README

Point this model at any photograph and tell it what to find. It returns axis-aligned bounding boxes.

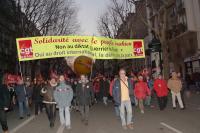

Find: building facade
[0,0,19,74]
[0,0,41,79]
[146,0,200,77]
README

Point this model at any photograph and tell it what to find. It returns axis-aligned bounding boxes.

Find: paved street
[1,0,200,133]
[1,93,200,133]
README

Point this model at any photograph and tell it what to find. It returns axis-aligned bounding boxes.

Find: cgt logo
[18,40,33,58]
[133,41,143,56]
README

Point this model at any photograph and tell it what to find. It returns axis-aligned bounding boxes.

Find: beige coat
[167,78,182,93]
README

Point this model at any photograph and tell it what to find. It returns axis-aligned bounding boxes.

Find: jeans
[0,109,8,131]
[58,106,70,126]
[157,96,168,110]
[145,96,151,106]
[45,104,56,125]
[114,105,120,117]
[18,100,30,117]
[138,99,144,111]
[171,91,184,108]
[134,97,138,106]
[79,105,89,121]
[119,100,133,126]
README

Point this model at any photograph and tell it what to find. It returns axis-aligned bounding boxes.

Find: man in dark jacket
[0,77,10,133]
[112,68,134,130]
[76,75,94,125]
[15,79,30,119]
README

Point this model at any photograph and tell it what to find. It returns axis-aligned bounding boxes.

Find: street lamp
[148,35,162,75]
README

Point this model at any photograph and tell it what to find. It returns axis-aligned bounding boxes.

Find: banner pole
[19,62,23,79]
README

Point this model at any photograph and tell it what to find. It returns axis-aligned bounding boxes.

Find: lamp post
[148,35,162,76]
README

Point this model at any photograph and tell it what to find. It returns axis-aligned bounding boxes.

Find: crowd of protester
[0,68,195,133]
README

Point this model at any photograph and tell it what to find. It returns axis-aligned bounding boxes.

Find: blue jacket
[15,84,27,102]
[147,79,154,90]
[54,82,73,108]
[112,78,135,106]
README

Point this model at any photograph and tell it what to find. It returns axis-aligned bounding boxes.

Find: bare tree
[127,0,170,78]
[98,0,171,78]
[46,0,80,35]
[19,0,80,36]
[97,0,135,75]
[17,0,80,79]
[98,0,134,38]
[98,12,113,38]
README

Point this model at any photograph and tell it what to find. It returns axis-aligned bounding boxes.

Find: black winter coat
[100,80,110,97]
[32,84,44,102]
[0,84,10,110]
[76,81,94,106]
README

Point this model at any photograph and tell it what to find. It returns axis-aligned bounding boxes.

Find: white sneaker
[104,102,108,106]
[141,110,144,114]
[66,125,71,130]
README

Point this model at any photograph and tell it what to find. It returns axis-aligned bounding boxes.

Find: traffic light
[148,38,161,52]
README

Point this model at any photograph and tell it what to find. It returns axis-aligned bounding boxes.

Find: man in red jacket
[154,74,169,111]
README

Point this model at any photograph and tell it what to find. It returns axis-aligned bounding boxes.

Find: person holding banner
[15,79,30,119]
[0,75,10,133]
[112,68,134,130]
[54,75,73,129]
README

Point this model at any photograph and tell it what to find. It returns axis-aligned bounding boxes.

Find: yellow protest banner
[16,36,145,61]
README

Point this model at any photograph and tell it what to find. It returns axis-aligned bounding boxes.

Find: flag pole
[19,62,23,80]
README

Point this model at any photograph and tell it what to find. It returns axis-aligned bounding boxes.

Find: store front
[184,55,200,74]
